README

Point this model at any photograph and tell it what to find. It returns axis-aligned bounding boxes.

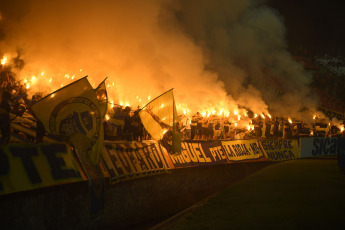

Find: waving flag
[30,76,104,165]
[139,89,181,155]
[94,78,108,118]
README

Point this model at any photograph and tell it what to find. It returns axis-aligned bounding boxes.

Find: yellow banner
[259,139,300,161]
[101,140,173,184]
[221,140,264,162]
[0,143,84,195]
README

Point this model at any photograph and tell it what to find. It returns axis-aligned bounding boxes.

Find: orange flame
[1,56,7,65]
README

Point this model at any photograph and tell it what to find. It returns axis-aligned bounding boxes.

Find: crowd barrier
[1,137,345,196]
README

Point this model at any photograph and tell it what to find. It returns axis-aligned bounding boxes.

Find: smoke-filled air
[0,0,320,121]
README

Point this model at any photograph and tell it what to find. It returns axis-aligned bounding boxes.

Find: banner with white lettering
[101,140,173,184]
[221,140,264,162]
[300,137,337,158]
[259,139,299,161]
[0,143,84,195]
[169,141,228,168]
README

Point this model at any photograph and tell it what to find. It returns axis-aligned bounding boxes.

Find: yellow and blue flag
[30,76,104,165]
[139,89,181,155]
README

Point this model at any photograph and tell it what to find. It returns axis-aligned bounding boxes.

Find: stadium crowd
[1,53,345,145]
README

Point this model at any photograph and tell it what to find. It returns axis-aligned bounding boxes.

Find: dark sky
[267,0,345,50]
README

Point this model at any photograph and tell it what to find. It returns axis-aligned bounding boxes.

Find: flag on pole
[94,78,108,118]
[30,76,103,165]
[139,89,181,155]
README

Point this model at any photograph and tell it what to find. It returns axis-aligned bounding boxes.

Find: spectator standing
[191,113,200,140]
[131,109,141,141]
[122,106,132,141]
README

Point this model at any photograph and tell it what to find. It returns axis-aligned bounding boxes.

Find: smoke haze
[0,0,318,119]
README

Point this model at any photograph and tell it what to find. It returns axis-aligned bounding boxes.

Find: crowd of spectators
[103,105,147,141]
[97,107,345,142]
[1,64,46,144]
[1,52,345,144]
[175,113,345,141]
[315,55,345,78]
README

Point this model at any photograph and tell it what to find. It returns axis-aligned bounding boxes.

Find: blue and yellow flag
[139,89,181,155]
[30,76,103,165]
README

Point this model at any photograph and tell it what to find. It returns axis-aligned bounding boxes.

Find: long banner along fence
[170,140,228,168]
[100,140,173,184]
[300,137,339,158]
[259,139,300,161]
[2,137,345,196]
[221,140,265,162]
[0,143,84,195]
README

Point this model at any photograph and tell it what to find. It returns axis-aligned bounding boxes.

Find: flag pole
[107,102,123,107]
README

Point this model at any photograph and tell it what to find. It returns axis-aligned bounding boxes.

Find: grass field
[159,159,345,229]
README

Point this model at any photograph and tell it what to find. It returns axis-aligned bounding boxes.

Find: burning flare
[1,56,7,65]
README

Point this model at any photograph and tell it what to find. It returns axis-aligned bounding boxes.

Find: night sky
[268,0,345,51]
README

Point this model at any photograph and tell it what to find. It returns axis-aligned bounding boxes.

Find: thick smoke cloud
[173,0,318,119]
[0,0,318,119]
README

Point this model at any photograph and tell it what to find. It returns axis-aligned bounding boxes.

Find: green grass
[167,159,345,230]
